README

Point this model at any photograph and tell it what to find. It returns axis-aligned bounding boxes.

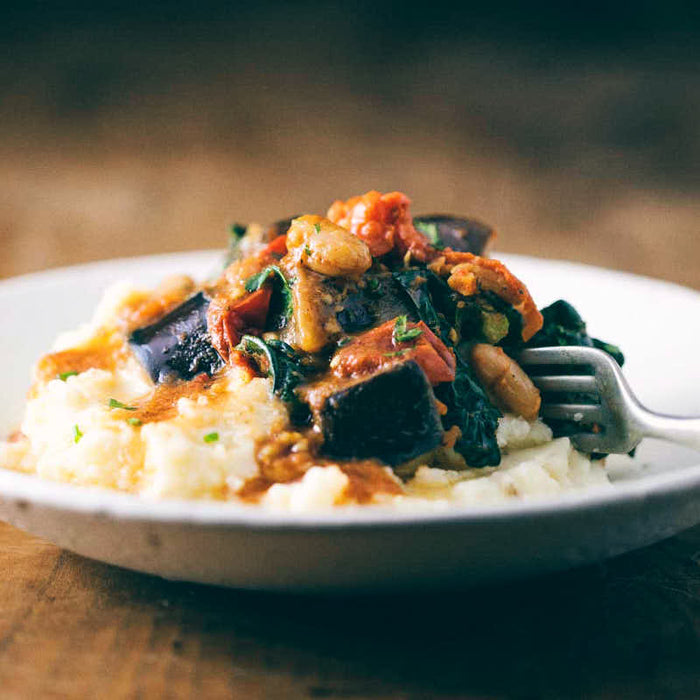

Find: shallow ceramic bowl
[1,252,699,591]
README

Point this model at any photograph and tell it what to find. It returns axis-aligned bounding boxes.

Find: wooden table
[1,13,699,698]
[0,522,698,698]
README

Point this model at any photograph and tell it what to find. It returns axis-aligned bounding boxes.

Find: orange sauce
[339,462,403,504]
[33,330,126,387]
[238,430,403,504]
[127,375,219,424]
[117,276,196,332]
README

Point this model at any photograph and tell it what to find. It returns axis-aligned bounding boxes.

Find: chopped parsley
[73,425,84,444]
[337,337,352,347]
[313,222,321,233]
[58,371,78,382]
[414,221,444,249]
[392,315,423,344]
[108,398,137,411]
[203,432,220,444]
[127,417,142,427]
[366,277,381,294]
[304,244,312,257]
[244,265,293,319]
[229,223,247,240]
[383,349,410,358]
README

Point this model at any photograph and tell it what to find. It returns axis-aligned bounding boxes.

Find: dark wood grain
[0,521,698,699]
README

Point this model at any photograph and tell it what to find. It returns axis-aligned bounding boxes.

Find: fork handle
[638,411,700,451]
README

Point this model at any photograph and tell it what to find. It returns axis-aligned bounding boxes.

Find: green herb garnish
[229,223,247,240]
[203,432,219,444]
[337,337,352,347]
[383,349,410,358]
[304,245,312,257]
[73,425,84,444]
[244,265,293,320]
[109,398,137,411]
[127,417,142,427]
[392,315,423,343]
[415,221,444,249]
[313,222,321,233]
[236,335,312,423]
[366,277,381,293]
[58,371,78,381]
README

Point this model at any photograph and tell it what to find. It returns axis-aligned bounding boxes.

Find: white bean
[287,215,372,277]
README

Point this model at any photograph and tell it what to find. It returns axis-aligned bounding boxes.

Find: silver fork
[518,346,700,454]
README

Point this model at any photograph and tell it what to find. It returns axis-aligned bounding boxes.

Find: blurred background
[2,0,699,287]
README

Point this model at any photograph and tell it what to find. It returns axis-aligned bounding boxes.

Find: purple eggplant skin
[332,272,418,334]
[414,215,495,255]
[320,361,444,466]
[129,292,224,383]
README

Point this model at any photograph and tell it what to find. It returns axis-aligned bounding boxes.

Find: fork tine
[569,432,608,453]
[519,347,601,366]
[530,375,598,394]
[540,404,605,423]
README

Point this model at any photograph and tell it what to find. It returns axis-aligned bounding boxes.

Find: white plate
[1,252,699,591]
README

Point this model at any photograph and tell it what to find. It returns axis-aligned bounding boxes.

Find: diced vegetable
[413,215,495,255]
[129,292,224,383]
[335,273,417,334]
[331,319,456,385]
[244,265,293,323]
[207,287,272,361]
[320,361,444,465]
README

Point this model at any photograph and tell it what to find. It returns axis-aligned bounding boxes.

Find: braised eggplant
[332,273,418,334]
[414,215,494,255]
[130,292,224,383]
[319,361,443,465]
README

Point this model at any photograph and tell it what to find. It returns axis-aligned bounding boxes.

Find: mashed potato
[0,282,611,511]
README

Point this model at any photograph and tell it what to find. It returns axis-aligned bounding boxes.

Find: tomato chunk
[327,190,436,262]
[330,319,455,385]
[207,287,272,361]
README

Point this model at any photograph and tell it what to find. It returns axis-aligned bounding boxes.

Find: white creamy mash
[0,281,611,511]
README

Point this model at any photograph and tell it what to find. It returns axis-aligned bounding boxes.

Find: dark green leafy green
[244,265,293,326]
[223,223,248,267]
[236,335,312,423]
[525,299,626,456]
[229,223,247,241]
[436,355,502,468]
[526,300,624,366]
[392,268,450,341]
[394,267,505,467]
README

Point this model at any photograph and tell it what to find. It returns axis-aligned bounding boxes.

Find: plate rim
[2,250,700,531]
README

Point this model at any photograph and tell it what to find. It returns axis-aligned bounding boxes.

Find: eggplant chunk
[320,361,443,465]
[130,292,224,383]
[333,273,417,333]
[414,215,495,255]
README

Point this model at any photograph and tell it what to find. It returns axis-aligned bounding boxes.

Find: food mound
[0,190,624,510]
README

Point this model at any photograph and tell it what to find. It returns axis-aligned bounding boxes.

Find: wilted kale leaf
[526,300,624,366]
[236,335,311,423]
[436,355,502,468]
